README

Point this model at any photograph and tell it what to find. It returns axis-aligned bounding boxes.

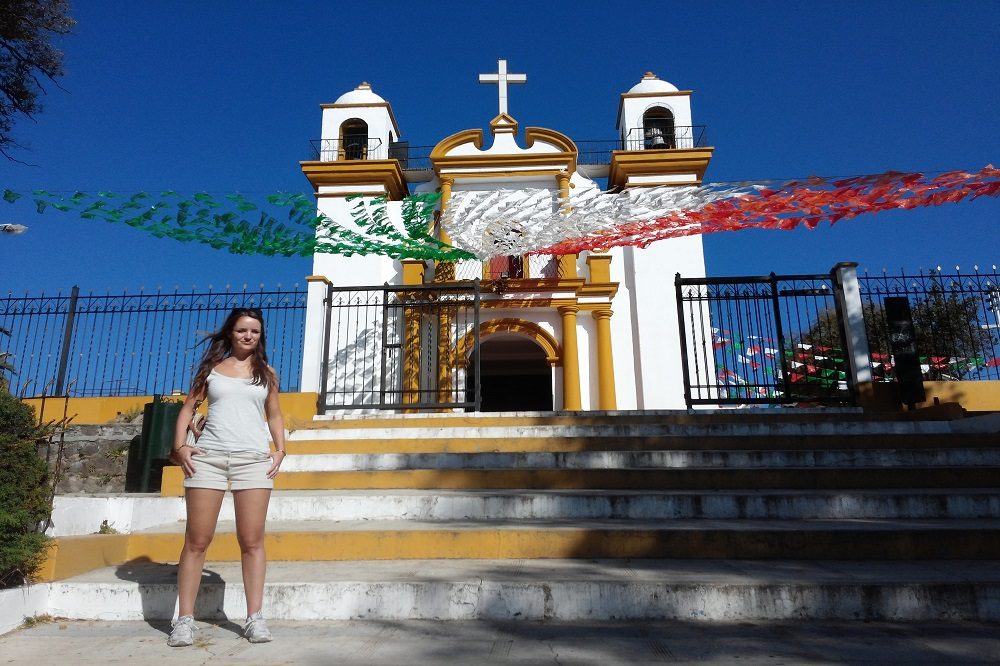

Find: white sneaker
[167,615,195,647]
[243,611,273,643]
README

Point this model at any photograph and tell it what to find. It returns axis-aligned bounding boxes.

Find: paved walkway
[2,618,999,664]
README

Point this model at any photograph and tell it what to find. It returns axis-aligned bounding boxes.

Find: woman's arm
[264,368,286,479]
[170,388,206,478]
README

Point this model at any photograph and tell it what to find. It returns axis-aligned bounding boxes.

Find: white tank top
[195,369,271,453]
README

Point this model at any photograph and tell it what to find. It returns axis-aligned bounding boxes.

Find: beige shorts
[183,449,274,491]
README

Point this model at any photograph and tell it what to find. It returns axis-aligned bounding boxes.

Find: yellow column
[434,176,456,282]
[436,306,454,406]
[556,171,577,278]
[558,305,582,410]
[592,307,617,410]
[401,260,425,408]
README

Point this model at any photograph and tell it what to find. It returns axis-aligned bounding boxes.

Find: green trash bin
[134,395,183,493]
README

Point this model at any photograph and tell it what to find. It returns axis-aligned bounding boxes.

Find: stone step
[300,408,876,430]
[160,464,1000,495]
[284,433,996,454]
[45,559,1000,621]
[46,518,1000,564]
[49,489,1000,536]
[288,421,957,441]
[279,448,1000,472]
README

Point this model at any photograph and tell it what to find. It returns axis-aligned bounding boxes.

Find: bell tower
[609,72,713,188]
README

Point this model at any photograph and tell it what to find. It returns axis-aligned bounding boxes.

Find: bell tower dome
[317,82,400,162]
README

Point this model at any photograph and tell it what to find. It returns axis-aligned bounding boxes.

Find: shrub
[0,393,52,587]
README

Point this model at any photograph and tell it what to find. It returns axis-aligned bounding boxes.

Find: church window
[642,107,675,149]
[340,119,369,160]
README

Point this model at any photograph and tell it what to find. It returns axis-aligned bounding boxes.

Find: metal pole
[769,273,793,402]
[317,283,333,415]
[54,285,79,396]
[473,279,482,412]
[674,273,694,408]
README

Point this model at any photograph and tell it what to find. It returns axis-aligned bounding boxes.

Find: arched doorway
[471,335,553,412]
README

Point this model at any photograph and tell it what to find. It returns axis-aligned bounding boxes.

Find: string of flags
[1,189,474,261]
[711,328,1000,390]
[3,166,999,261]
[539,165,1000,256]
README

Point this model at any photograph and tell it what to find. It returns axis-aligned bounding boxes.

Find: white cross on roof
[478,59,527,116]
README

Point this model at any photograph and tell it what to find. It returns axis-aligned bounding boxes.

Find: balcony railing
[310,126,708,170]
[309,138,385,162]
[453,255,561,281]
[576,126,709,165]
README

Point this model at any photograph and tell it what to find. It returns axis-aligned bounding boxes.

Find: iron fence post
[768,273,793,401]
[674,273,694,408]
[473,279,482,412]
[317,283,333,415]
[54,285,79,396]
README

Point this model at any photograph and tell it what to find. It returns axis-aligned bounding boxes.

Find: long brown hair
[190,308,274,397]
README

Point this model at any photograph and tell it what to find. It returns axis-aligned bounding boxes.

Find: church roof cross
[478,59,527,116]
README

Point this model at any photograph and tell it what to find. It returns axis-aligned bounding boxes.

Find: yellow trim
[525,127,578,156]
[315,190,391,198]
[607,148,714,190]
[435,156,576,172]
[860,380,1000,414]
[455,318,562,368]
[35,534,130,582]
[300,160,408,201]
[592,308,617,410]
[305,275,332,285]
[557,305,582,410]
[489,113,519,134]
[39,524,815,573]
[23,392,319,425]
[430,129,485,159]
[586,253,612,284]
[430,126,578,176]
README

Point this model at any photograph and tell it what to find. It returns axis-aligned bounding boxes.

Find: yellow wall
[860,381,1000,414]
[23,392,319,425]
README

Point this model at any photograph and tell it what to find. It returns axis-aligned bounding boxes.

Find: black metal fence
[320,282,481,412]
[0,285,307,398]
[675,272,852,406]
[858,268,1000,381]
[309,138,385,162]
[381,129,709,172]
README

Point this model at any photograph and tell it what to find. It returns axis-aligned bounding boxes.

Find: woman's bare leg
[233,488,271,616]
[177,488,225,617]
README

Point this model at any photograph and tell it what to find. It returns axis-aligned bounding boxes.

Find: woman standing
[167,308,286,647]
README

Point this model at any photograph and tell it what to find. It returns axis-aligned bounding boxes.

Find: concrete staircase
[40,410,1000,622]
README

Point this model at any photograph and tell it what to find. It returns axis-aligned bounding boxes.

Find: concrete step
[300,408,876,429]
[49,489,1000,536]
[45,518,1000,565]
[288,421,957,441]
[284,433,997,454]
[279,448,1000,472]
[160,465,1000,495]
[45,559,1000,621]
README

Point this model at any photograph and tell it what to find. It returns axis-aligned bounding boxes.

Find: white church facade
[298,62,715,413]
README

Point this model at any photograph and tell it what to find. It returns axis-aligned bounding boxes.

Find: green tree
[0,327,15,391]
[803,286,997,380]
[0,389,51,587]
[0,0,75,160]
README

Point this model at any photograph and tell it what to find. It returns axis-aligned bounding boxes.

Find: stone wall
[38,422,142,494]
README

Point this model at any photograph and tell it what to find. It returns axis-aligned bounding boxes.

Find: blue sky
[2,1,999,297]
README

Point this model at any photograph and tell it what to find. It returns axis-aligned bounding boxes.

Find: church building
[298,62,714,413]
